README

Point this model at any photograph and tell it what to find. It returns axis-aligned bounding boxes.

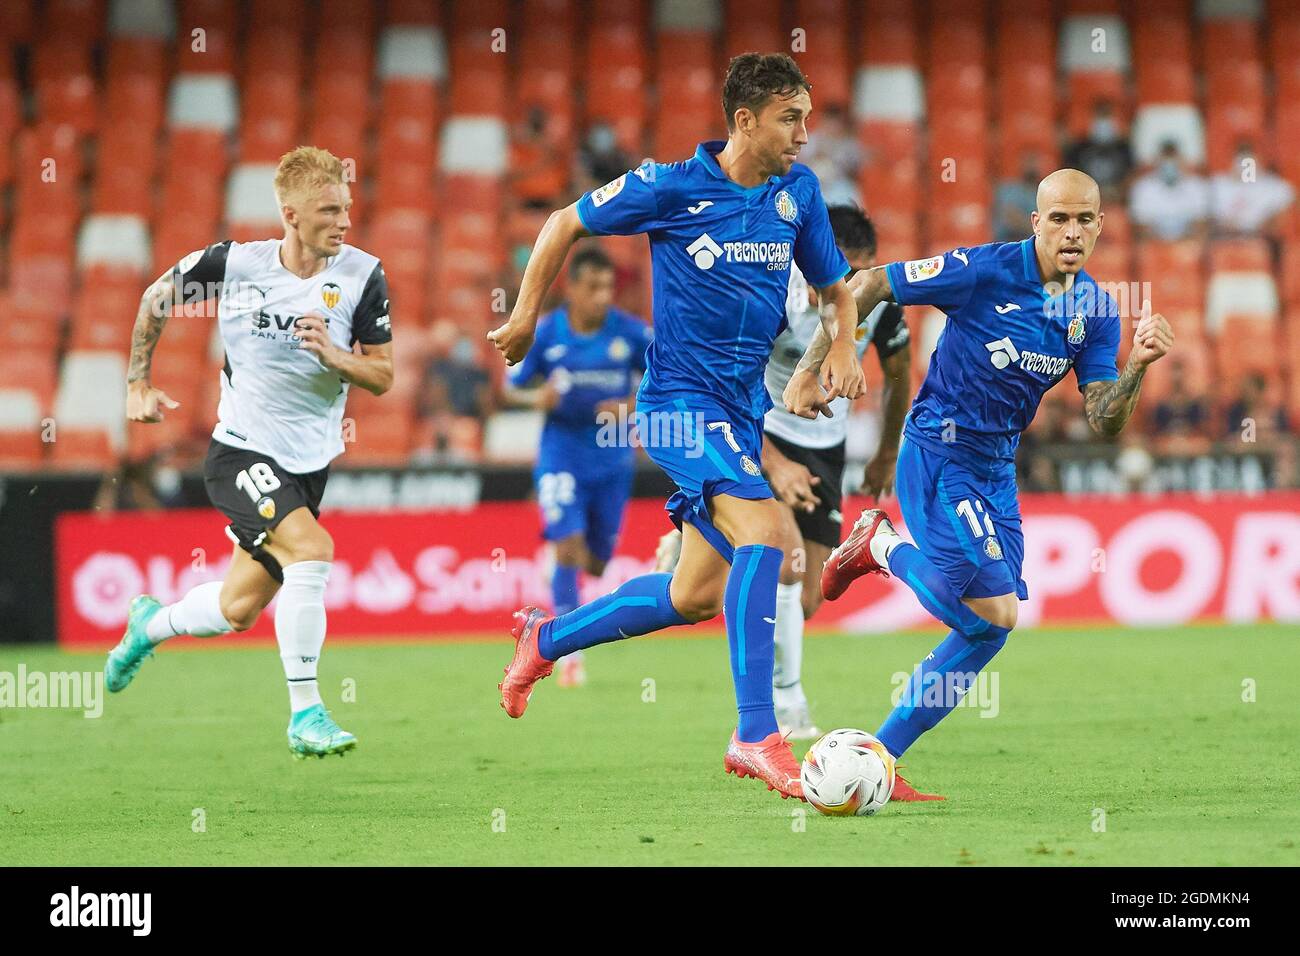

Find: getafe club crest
[741,455,761,477]
[321,282,341,309]
[1067,313,1086,345]
[775,190,797,222]
[984,537,1003,561]
[608,337,630,361]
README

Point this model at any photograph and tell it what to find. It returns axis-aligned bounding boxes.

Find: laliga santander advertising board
[57,493,1300,646]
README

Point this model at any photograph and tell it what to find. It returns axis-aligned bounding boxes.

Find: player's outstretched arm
[488,204,589,366]
[1083,311,1173,436]
[125,271,182,423]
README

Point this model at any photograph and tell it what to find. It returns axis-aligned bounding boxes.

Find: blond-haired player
[106,147,394,758]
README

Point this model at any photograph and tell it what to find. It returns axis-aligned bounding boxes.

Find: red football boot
[820,508,897,601]
[892,772,946,802]
[498,606,555,718]
[724,730,806,801]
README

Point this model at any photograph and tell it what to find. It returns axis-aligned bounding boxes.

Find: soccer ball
[800,728,896,816]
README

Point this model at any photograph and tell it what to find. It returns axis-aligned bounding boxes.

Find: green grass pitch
[2,623,1297,866]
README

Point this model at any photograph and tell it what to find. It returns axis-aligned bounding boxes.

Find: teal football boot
[104,595,163,693]
[287,704,357,759]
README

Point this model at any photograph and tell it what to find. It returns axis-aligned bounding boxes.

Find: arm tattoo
[1083,362,1146,436]
[126,275,175,384]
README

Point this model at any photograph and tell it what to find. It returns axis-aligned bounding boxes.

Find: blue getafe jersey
[509,305,652,475]
[885,238,1121,473]
[576,141,850,422]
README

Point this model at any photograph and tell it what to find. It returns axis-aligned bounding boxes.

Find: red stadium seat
[91,164,155,218]
[175,26,236,74]
[180,0,239,34]
[0,0,35,43]
[1281,246,1300,307]
[792,3,851,109]
[166,129,231,181]
[38,0,104,44]
[996,119,1059,178]
[104,72,165,134]
[246,0,307,33]
[1138,328,1209,406]
[1082,242,1131,288]
[860,13,918,67]
[449,62,509,117]
[861,160,921,214]
[1210,238,1271,274]
[375,162,437,216]
[1137,240,1205,312]
[155,175,223,240]
[1215,315,1281,383]
[583,19,648,152]
[1133,17,1194,104]
[859,121,920,166]
[379,79,439,129]
[48,427,119,472]
[319,0,377,34]
[1063,72,1128,139]
[309,115,370,171]
[724,0,783,61]
[523,0,575,33]
[313,31,374,80]
[385,0,441,26]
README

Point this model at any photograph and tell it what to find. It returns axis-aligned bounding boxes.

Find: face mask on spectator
[588,125,616,154]
[1159,160,1180,184]
[1090,118,1117,143]
[452,339,476,365]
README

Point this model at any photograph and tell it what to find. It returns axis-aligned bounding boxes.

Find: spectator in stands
[511,107,571,210]
[414,322,491,461]
[798,104,861,206]
[1064,99,1133,201]
[1224,373,1290,447]
[578,121,632,190]
[1210,140,1296,239]
[1130,140,1209,241]
[993,153,1043,242]
[1151,360,1211,455]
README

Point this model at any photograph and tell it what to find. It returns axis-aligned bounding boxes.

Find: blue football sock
[726,544,783,743]
[537,572,689,661]
[887,542,993,638]
[551,564,580,617]
[876,625,1010,758]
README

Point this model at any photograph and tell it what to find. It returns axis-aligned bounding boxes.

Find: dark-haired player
[504,246,652,688]
[657,205,911,739]
[489,53,865,800]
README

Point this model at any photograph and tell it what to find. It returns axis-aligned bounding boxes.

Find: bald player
[786,169,1172,799]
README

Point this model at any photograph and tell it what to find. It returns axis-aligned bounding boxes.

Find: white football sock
[772,581,805,707]
[276,560,330,713]
[868,525,903,569]
[146,581,233,644]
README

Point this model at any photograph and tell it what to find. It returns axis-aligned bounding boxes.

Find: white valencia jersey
[763,262,909,448]
[174,239,392,473]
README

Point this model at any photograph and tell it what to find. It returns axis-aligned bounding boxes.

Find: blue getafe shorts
[534,465,634,564]
[639,396,773,562]
[895,436,1029,601]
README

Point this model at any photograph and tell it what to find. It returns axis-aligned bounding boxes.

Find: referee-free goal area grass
[2,623,1296,866]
